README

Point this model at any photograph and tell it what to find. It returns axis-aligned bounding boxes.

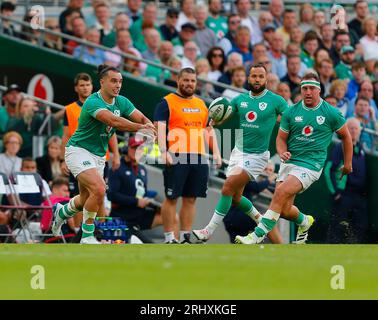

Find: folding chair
[0,171,17,243]
[3,172,67,243]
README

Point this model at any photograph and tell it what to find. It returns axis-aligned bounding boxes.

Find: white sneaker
[192,228,211,242]
[51,203,65,237]
[235,232,265,244]
[80,236,101,244]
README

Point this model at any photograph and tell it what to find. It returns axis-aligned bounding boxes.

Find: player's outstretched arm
[276,129,291,162]
[128,109,152,125]
[336,124,353,178]
[95,109,154,133]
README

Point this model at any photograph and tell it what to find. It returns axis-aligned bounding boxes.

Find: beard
[179,85,195,98]
[249,82,266,94]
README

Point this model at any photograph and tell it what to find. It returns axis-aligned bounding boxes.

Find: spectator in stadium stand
[206,46,226,82]
[177,0,196,31]
[276,9,297,49]
[36,136,63,185]
[0,1,17,37]
[193,4,217,57]
[142,28,161,61]
[0,84,22,135]
[256,11,274,45]
[268,32,287,79]
[172,22,197,57]
[329,79,349,117]
[217,14,241,56]
[317,58,336,97]
[276,82,293,106]
[206,0,227,40]
[262,23,276,50]
[269,0,284,29]
[359,16,378,74]
[286,43,306,76]
[83,0,103,28]
[373,80,378,108]
[352,97,378,150]
[107,137,173,242]
[229,26,253,65]
[221,66,247,100]
[314,48,331,69]
[0,131,23,177]
[329,30,352,66]
[223,162,283,244]
[324,95,338,108]
[216,52,243,92]
[181,41,199,69]
[159,7,179,42]
[40,177,75,235]
[20,10,42,45]
[163,56,182,88]
[313,11,326,37]
[125,0,142,24]
[105,29,143,70]
[289,25,304,49]
[195,58,214,97]
[6,97,53,158]
[102,12,130,48]
[300,31,319,69]
[60,8,82,37]
[347,81,378,119]
[254,55,272,73]
[252,43,267,63]
[334,45,355,80]
[319,23,334,54]
[326,117,368,244]
[266,73,280,93]
[73,28,106,65]
[235,0,260,46]
[59,0,84,34]
[129,2,159,52]
[348,0,369,40]
[93,1,113,42]
[371,62,378,81]
[280,55,301,98]
[346,61,367,101]
[43,18,63,52]
[65,17,86,55]
[122,50,142,77]
[298,4,315,34]
[144,41,173,82]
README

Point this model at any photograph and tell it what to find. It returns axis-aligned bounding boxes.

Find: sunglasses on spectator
[168,14,178,19]
[230,20,241,25]
[211,53,223,57]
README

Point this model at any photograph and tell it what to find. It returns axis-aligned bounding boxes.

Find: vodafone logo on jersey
[302,125,314,137]
[245,111,257,122]
[27,74,54,101]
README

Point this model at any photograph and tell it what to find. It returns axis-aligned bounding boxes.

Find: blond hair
[3,131,23,146]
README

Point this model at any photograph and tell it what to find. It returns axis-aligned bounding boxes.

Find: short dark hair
[284,9,295,16]
[351,61,365,71]
[231,66,247,77]
[22,157,36,166]
[74,73,92,86]
[355,96,370,105]
[302,72,320,83]
[354,0,367,9]
[334,29,350,41]
[1,1,15,12]
[303,30,319,43]
[97,64,120,79]
[178,67,196,79]
[51,177,69,189]
[249,63,267,74]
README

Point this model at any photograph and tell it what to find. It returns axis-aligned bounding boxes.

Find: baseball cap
[262,23,276,32]
[181,22,197,31]
[4,84,21,95]
[1,1,16,12]
[128,136,144,148]
[167,7,179,17]
[341,45,355,54]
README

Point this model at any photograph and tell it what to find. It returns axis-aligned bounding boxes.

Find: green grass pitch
[1,244,377,300]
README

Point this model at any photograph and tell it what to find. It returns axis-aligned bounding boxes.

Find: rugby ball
[208,97,232,123]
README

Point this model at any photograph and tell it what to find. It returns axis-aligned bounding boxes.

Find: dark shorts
[163,162,209,200]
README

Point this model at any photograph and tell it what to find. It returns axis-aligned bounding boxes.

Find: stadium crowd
[1,0,378,243]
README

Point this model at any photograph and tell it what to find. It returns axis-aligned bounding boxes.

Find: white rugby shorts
[65,146,105,178]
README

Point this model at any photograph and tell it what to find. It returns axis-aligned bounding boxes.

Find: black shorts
[163,162,209,200]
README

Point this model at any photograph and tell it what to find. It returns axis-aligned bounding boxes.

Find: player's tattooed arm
[276,129,291,162]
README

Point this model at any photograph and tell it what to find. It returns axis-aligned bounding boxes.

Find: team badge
[114,110,121,117]
[302,125,314,137]
[259,102,267,111]
[316,116,325,125]
[245,111,257,122]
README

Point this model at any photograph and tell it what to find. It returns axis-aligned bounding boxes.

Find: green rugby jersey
[280,99,346,172]
[206,16,228,39]
[67,92,136,157]
[230,89,288,154]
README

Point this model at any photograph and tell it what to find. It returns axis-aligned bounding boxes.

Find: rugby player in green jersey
[236,72,353,244]
[52,65,156,244]
[193,64,287,243]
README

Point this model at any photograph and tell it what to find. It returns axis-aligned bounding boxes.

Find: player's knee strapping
[83,208,97,222]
